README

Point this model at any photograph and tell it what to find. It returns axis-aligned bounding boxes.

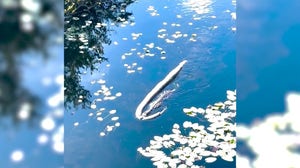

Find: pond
[0,1,64,167]
[236,0,300,167]
[65,0,236,167]
[0,50,64,168]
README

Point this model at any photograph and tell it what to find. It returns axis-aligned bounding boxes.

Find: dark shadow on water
[64,0,136,110]
[0,0,62,126]
[193,157,236,168]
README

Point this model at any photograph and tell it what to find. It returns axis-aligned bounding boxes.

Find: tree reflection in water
[0,0,62,125]
[64,0,135,110]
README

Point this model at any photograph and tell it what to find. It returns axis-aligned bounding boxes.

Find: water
[65,0,235,167]
[237,0,300,124]
[236,0,300,167]
[0,49,64,168]
[1,1,63,167]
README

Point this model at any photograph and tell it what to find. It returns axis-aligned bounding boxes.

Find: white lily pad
[205,157,217,163]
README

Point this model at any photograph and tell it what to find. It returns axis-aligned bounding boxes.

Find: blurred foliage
[64,0,135,109]
[0,0,62,124]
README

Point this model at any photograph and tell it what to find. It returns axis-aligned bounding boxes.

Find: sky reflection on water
[65,0,235,167]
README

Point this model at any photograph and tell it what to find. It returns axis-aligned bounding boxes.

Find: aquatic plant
[73,107,121,137]
[8,73,64,164]
[72,79,122,137]
[64,0,135,109]
[237,92,300,168]
[137,90,236,167]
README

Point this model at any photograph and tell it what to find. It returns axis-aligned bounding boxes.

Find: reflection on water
[0,0,63,167]
[181,0,213,16]
[64,0,135,109]
[65,0,235,167]
[0,0,61,125]
[236,0,300,167]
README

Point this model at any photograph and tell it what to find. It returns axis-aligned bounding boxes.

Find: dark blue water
[0,46,64,168]
[237,0,300,124]
[65,0,235,167]
[236,0,300,165]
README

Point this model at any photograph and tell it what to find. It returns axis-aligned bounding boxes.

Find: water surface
[65,0,236,167]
